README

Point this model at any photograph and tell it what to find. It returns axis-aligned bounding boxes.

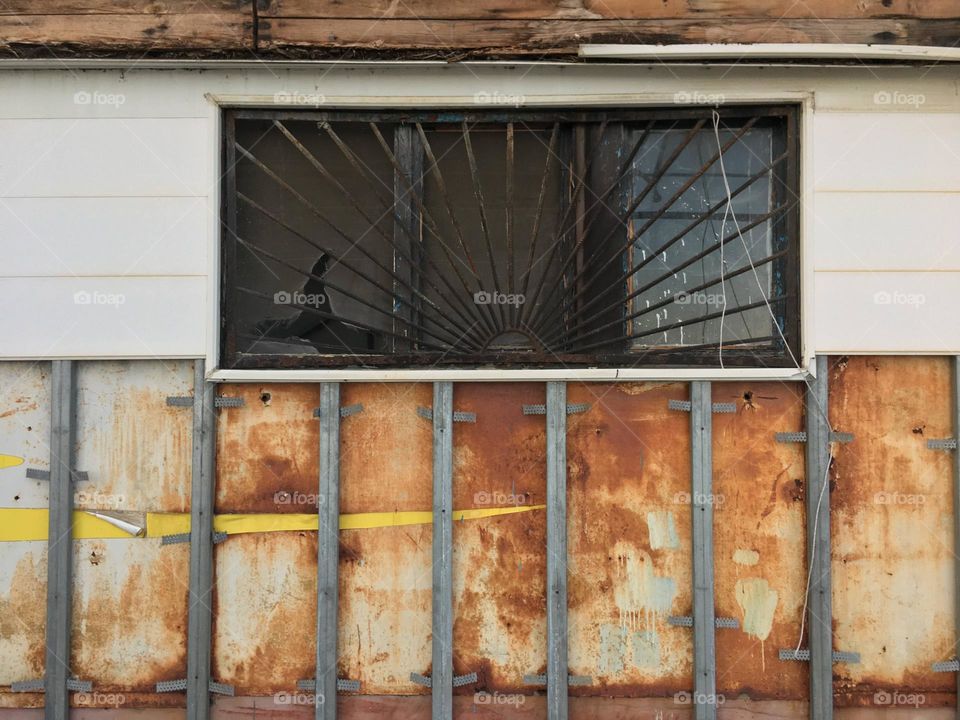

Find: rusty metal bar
[690,381,716,720]
[952,355,960,718]
[44,360,76,720]
[432,382,453,719]
[805,356,833,720]
[187,361,216,720]
[316,383,341,720]
[546,381,568,720]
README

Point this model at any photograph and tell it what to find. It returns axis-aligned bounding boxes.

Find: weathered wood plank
[258,17,960,51]
[0,0,247,14]
[262,0,960,20]
[0,11,252,49]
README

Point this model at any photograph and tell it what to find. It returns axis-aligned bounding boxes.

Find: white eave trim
[579,43,960,63]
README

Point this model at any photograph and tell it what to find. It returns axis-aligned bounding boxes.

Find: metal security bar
[222,106,800,370]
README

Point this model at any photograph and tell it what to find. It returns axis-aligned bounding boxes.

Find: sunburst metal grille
[221,106,800,369]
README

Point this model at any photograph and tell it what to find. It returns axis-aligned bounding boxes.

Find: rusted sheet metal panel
[71,539,189,703]
[830,356,955,707]
[565,382,693,696]
[337,383,433,695]
[75,361,193,513]
[450,383,548,695]
[712,382,807,700]
[216,384,320,514]
[0,362,50,508]
[69,361,193,703]
[212,532,318,695]
[0,363,49,707]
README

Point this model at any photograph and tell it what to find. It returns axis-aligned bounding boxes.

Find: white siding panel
[0,197,207,276]
[814,192,960,271]
[814,272,960,353]
[0,276,205,358]
[0,118,208,197]
[813,113,960,191]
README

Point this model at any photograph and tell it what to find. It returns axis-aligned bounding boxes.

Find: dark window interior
[221,106,800,369]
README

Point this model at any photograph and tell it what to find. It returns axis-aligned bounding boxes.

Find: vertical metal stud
[806,356,833,720]
[44,360,76,720]
[187,360,216,720]
[952,356,960,718]
[432,382,453,719]
[316,383,341,720]
[690,381,716,720]
[546,381,568,720]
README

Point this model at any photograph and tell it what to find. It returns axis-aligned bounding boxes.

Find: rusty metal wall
[3,358,960,718]
[830,356,956,708]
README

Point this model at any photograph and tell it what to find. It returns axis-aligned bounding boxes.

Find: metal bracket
[26,468,89,483]
[523,673,592,686]
[213,531,228,545]
[416,406,476,423]
[928,438,958,450]
[933,659,960,672]
[774,431,853,444]
[408,672,477,688]
[779,649,860,663]
[668,399,735,413]
[156,679,234,695]
[160,533,190,545]
[522,403,589,415]
[313,403,364,419]
[11,678,91,692]
[668,615,739,629]
[166,396,244,409]
[297,678,361,693]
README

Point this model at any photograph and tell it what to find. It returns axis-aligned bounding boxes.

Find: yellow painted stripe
[0,504,546,541]
[0,454,25,470]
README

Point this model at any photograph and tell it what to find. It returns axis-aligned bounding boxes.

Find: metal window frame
[214,98,808,380]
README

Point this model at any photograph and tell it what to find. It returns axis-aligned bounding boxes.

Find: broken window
[221,106,800,369]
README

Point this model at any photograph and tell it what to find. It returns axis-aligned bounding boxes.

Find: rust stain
[216,384,321,514]
[71,539,188,697]
[213,532,317,695]
[0,544,46,698]
[565,381,693,697]
[339,384,433,694]
[451,383,547,694]
[713,381,806,700]
[0,401,37,419]
[830,356,954,706]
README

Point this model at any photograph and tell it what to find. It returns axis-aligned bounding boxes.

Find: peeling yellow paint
[735,578,779,641]
[733,548,760,566]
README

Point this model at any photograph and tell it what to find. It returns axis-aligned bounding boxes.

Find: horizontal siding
[814,272,960,353]
[0,197,207,276]
[814,191,960,271]
[0,276,206,358]
[813,113,960,191]
[0,118,209,197]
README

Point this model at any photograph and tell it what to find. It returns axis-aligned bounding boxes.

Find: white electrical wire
[710,109,838,653]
